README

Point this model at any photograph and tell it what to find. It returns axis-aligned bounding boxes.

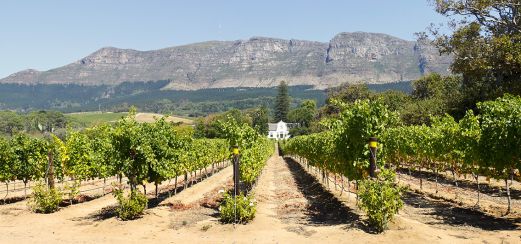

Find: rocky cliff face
[0,32,451,90]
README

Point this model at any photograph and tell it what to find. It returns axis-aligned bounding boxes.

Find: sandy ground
[1,177,120,203]
[135,112,193,124]
[0,149,520,243]
[396,169,521,218]
[290,156,521,243]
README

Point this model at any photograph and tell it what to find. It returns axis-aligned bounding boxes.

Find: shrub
[219,192,256,223]
[64,180,80,205]
[113,188,148,220]
[358,169,404,233]
[28,182,63,213]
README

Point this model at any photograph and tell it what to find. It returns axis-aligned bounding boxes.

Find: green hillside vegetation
[65,112,128,127]
[0,81,411,117]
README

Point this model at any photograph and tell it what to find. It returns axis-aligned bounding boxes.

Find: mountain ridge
[0,32,451,90]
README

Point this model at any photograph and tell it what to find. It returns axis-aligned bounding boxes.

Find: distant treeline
[0,80,411,116]
[0,110,68,136]
[366,81,412,93]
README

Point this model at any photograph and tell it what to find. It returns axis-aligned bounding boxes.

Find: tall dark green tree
[274,81,290,122]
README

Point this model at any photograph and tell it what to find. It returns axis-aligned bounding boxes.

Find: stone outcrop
[0,32,451,90]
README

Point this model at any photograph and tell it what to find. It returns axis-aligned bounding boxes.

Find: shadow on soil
[147,183,190,209]
[397,168,521,200]
[403,191,520,231]
[1,196,26,205]
[147,165,227,209]
[79,165,229,222]
[80,204,118,221]
[59,194,98,207]
[283,157,375,232]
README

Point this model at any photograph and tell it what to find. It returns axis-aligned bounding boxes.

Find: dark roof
[268,123,278,131]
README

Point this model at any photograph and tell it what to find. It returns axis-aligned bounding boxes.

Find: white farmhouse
[267,121,293,140]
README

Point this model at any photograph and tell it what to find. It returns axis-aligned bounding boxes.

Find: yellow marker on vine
[369,141,378,148]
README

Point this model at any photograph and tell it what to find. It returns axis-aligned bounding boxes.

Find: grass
[66,112,128,126]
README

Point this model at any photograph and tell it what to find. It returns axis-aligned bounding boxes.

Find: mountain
[0,32,451,90]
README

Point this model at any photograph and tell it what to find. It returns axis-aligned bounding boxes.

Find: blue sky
[0,0,449,78]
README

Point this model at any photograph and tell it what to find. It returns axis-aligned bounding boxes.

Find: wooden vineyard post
[369,137,378,178]
[184,172,188,189]
[43,132,55,190]
[47,149,55,189]
[232,145,240,226]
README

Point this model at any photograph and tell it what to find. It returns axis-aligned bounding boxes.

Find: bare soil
[135,112,193,124]
[396,168,521,218]
[0,150,520,243]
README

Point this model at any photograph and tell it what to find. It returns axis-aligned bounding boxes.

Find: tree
[194,109,252,138]
[250,106,269,135]
[327,83,373,104]
[431,0,521,108]
[27,111,67,132]
[288,100,317,136]
[274,81,290,122]
[0,111,24,136]
[400,99,445,125]
[375,90,411,112]
[193,118,208,139]
[412,73,454,100]
[322,84,373,116]
[398,73,464,124]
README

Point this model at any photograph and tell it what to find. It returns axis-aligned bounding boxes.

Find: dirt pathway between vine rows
[287,156,521,243]
[395,169,521,217]
[1,149,520,243]
[0,163,232,244]
[149,148,520,243]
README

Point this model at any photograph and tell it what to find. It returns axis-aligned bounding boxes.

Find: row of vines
[217,116,274,223]
[384,95,521,213]
[0,111,228,199]
[0,109,274,220]
[280,94,521,231]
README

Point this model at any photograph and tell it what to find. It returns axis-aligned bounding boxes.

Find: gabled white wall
[267,121,290,140]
